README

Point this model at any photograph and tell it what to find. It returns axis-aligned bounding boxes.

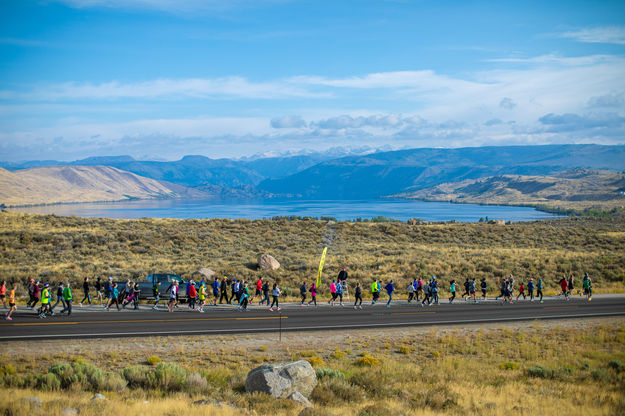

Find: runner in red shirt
[559,277,569,300]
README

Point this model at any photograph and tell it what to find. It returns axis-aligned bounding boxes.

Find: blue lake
[11,198,560,222]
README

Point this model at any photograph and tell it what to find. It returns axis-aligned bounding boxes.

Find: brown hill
[395,169,625,210]
[0,165,206,206]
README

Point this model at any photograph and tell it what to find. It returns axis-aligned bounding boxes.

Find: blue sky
[1,0,624,161]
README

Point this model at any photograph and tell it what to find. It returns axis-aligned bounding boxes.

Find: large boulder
[197,268,215,279]
[245,360,317,399]
[257,254,280,271]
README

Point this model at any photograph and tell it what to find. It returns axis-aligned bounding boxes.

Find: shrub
[499,362,519,370]
[358,403,392,416]
[398,345,411,354]
[122,365,150,388]
[316,367,346,380]
[186,372,208,394]
[527,365,552,379]
[100,372,127,392]
[1,364,16,376]
[608,360,625,373]
[333,350,346,359]
[147,362,186,391]
[355,354,381,367]
[299,350,316,357]
[258,345,268,352]
[146,355,161,366]
[306,356,325,367]
[37,373,61,391]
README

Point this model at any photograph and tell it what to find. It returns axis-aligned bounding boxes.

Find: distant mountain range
[258,144,625,199]
[2,144,625,207]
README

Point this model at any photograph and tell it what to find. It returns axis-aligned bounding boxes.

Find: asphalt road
[0,295,623,341]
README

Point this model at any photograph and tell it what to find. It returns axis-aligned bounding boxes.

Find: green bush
[146,355,161,366]
[358,403,392,416]
[316,367,346,380]
[186,372,208,394]
[608,360,625,373]
[499,362,519,370]
[122,365,150,388]
[37,373,61,391]
[100,372,127,392]
[147,362,186,391]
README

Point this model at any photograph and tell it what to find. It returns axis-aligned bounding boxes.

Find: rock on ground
[23,397,42,405]
[288,391,312,407]
[257,254,280,271]
[61,408,79,416]
[245,360,316,399]
[91,394,106,401]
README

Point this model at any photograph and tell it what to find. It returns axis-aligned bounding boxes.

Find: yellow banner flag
[316,247,327,287]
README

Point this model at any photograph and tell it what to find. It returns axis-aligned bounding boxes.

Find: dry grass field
[1,211,625,300]
[0,319,623,415]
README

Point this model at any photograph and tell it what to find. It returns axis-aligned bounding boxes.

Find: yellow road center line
[2,316,287,326]
[391,312,436,315]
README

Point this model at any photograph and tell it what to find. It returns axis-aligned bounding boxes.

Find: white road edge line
[0,311,624,340]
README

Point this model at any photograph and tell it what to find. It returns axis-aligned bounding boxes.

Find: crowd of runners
[1,268,594,320]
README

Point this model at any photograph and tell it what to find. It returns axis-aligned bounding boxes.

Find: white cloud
[270,115,307,128]
[0,77,327,101]
[559,26,625,45]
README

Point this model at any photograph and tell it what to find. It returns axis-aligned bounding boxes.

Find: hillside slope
[0,166,206,206]
[396,169,625,210]
[258,144,625,199]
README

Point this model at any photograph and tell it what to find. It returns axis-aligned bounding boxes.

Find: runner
[308,282,317,306]
[238,282,250,311]
[583,272,592,301]
[421,281,431,306]
[219,277,228,304]
[537,277,544,303]
[559,276,569,300]
[38,283,52,318]
[527,278,535,301]
[269,283,281,311]
[103,277,112,308]
[61,281,73,316]
[79,277,91,306]
[371,280,379,305]
[0,281,6,309]
[51,282,66,312]
[131,282,141,310]
[261,280,270,306]
[152,281,162,309]
[384,280,394,308]
[329,281,337,306]
[198,281,206,312]
[338,266,349,301]
[106,282,120,311]
[480,278,487,300]
[94,277,103,305]
[255,277,263,304]
[299,282,307,305]
[354,282,363,309]
[188,280,198,310]
[568,274,575,296]
[122,281,136,309]
[469,278,478,303]
[416,277,423,301]
[336,280,344,306]
[230,279,239,305]
[211,277,220,305]
[31,280,41,309]
[26,279,35,308]
[496,278,506,301]
[431,277,440,305]
[516,282,526,301]
[462,278,470,300]
[167,281,178,312]
[407,280,415,303]
[449,280,456,304]
[5,284,17,320]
